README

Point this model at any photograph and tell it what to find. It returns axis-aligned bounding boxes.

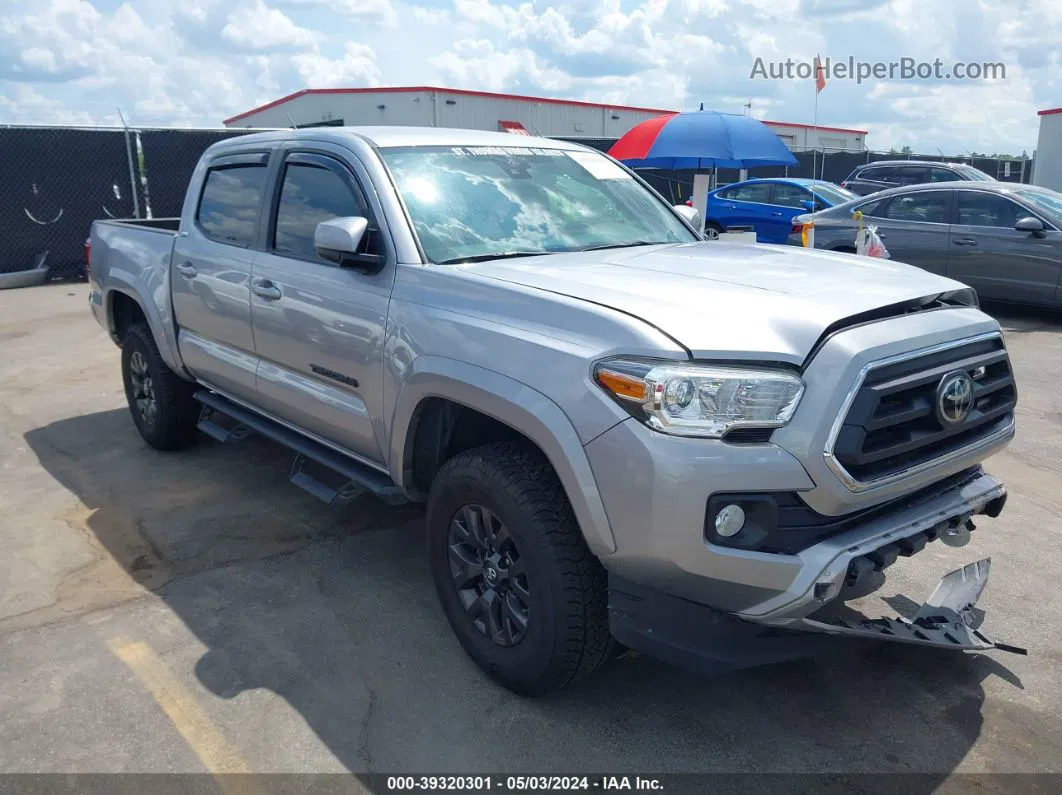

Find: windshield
[806,182,858,205]
[1016,189,1062,225]
[957,166,996,182]
[381,145,696,263]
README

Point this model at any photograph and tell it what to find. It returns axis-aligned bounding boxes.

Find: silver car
[790,181,1062,307]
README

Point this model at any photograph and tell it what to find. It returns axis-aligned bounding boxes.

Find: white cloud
[274,0,397,26]
[0,0,1054,154]
[221,1,316,51]
[291,42,381,88]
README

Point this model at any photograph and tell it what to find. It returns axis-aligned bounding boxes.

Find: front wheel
[427,442,613,695]
[121,323,199,451]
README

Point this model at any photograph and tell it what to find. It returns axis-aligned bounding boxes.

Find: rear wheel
[121,323,199,451]
[427,442,613,695]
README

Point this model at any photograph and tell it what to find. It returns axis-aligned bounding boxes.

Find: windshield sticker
[567,151,630,180]
[450,147,565,157]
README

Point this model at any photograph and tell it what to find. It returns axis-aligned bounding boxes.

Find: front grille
[831,336,1016,483]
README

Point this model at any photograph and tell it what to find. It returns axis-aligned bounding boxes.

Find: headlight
[594,359,805,438]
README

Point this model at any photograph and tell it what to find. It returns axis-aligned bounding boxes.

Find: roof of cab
[208,125,589,152]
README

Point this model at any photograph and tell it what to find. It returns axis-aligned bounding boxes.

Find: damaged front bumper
[608,472,1025,674]
[608,558,1025,677]
[789,558,1026,656]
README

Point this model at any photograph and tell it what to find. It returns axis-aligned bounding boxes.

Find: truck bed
[89,217,183,365]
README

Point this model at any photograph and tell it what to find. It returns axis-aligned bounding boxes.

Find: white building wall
[227,89,668,136]
[763,122,864,151]
[1033,111,1062,193]
[224,89,867,151]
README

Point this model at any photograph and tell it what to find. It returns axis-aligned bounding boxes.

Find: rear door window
[197,164,268,247]
[857,166,889,182]
[928,167,959,182]
[881,191,951,223]
[723,183,772,203]
[894,167,928,185]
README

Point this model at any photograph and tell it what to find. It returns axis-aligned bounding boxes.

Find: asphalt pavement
[1,284,1061,792]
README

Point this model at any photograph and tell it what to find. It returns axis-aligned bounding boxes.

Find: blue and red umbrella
[609,110,798,170]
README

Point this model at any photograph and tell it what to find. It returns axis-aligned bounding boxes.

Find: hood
[461,242,971,364]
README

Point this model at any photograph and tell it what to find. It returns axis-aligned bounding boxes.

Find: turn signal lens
[595,368,647,402]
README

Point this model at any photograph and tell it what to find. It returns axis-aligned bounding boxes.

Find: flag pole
[811,57,820,210]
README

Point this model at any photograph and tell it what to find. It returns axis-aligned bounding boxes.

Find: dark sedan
[788,181,1062,307]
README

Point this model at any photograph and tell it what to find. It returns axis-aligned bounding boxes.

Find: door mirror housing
[1015,216,1046,237]
[314,217,384,272]
[802,200,816,212]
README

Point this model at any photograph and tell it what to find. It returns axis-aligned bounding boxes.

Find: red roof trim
[761,119,868,134]
[223,86,868,134]
[1038,107,1062,116]
[224,89,311,124]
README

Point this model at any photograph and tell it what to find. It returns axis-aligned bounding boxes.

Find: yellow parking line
[106,635,263,795]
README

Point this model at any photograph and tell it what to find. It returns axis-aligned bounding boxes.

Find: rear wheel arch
[108,289,149,343]
[105,286,190,379]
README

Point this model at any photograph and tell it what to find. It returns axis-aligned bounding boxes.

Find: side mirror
[314,217,384,272]
[802,200,816,212]
[1015,216,1046,237]
[673,204,699,226]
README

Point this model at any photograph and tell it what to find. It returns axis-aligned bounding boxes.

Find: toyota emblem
[936,371,975,425]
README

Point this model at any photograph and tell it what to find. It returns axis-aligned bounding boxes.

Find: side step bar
[194,390,408,506]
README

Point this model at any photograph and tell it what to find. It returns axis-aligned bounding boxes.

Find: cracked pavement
[2,284,1062,787]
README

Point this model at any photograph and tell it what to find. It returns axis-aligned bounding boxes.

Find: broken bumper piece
[607,560,1025,678]
[796,558,1027,655]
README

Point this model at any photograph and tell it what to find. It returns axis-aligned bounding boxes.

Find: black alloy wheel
[448,504,531,647]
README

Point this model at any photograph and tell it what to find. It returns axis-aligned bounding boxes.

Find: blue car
[695,178,858,244]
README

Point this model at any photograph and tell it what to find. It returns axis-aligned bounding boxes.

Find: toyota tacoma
[87,127,1021,695]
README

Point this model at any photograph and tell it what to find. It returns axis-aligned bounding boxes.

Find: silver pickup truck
[88,127,1022,695]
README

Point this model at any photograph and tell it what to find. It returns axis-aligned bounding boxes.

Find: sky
[0,0,1057,155]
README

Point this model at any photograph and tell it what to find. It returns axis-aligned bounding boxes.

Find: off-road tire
[427,441,614,695]
[121,323,199,451]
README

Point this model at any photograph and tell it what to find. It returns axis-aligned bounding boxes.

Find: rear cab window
[196,157,268,247]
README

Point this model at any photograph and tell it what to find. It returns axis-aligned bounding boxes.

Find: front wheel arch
[388,361,618,557]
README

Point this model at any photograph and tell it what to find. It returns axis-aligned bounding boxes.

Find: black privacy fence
[0,127,253,280]
[0,126,1036,282]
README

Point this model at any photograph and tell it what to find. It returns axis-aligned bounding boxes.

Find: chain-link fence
[0,126,260,281]
[0,125,1038,282]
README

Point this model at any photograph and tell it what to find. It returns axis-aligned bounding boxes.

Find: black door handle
[953,238,979,247]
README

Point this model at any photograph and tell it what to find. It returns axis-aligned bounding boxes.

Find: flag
[814,56,827,93]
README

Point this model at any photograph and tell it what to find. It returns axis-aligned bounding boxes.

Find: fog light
[714,504,746,537]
